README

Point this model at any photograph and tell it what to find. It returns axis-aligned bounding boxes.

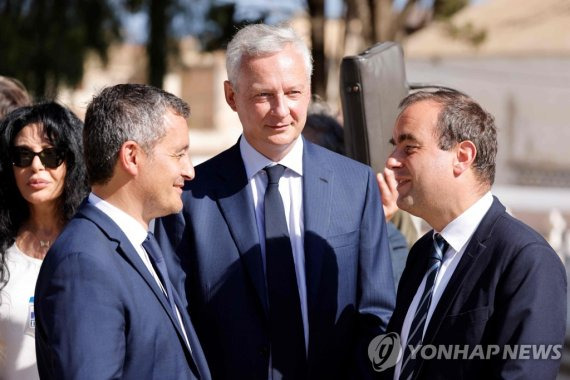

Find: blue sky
[121,0,489,43]
[234,0,488,18]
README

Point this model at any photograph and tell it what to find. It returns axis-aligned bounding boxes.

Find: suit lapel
[422,198,505,345]
[421,239,486,346]
[302,141,333,314]
[77,202,194,356]
[388,237,431,335]
[388,199,506,379]
[171,277,210,379]
[214,142,268,317]
[157,230,209,379]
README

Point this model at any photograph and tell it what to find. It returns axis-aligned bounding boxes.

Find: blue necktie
[143,232,206,377]
[142,232,179,323]
[399,233,448,380]
[264,164,307,377]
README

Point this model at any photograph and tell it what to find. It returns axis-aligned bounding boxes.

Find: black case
[340,42,409,172]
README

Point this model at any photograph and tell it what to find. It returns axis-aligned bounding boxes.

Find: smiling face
[224,44,311,162]
[138,110,195,222]
[12,123,67,210]
[388,100,457,222]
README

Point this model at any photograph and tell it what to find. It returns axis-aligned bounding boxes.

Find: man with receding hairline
[384,89,565,379]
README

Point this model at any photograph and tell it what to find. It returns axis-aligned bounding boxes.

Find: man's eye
[170,152,186,159]
[405,145,419,153]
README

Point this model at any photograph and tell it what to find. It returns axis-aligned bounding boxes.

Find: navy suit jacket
[156,139,396,379]
[384,197,567,379]
[35,201,211,380]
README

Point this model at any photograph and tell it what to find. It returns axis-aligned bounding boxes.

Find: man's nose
[386,155,402,170]
[181,156,195,181]
[271,94,289,118]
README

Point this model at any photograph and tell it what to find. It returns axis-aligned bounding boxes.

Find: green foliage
[0,0,120,98]
[445,21,487,47]
[123,0,185,88]
[433,0,469,20]
[199,3,265,52]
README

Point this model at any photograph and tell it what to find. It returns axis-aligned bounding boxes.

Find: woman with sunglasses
[0,102,88,380]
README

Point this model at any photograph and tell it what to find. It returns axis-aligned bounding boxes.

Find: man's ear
[453,140,477,176]
[118,140,142,176]
[224,80,238,112]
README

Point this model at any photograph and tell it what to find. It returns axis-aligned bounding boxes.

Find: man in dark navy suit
[35,84,210,380]
[156,24,395,380]
[383,89,566,379]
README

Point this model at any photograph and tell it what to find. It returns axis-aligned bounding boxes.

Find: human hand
[376,167,398,221]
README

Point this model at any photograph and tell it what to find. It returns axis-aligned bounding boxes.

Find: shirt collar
[436,191,493,253]
[88,192,149,246]
[239,135,304,179]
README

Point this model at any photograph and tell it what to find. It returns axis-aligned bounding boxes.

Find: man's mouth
[267,123,291,129]
[396,178,411,188]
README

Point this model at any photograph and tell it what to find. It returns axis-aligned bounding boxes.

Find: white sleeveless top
[0,243,42,380]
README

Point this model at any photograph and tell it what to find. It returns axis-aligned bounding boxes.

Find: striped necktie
[399,233,448,380]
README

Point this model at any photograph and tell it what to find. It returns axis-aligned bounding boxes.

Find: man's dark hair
[83,84,190,185]
[399,89,497,185]
[303,98,345,155]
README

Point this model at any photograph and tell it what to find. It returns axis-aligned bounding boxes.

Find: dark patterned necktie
[399,233,448,380]
[264,164,307,378]
[142,232,179,322]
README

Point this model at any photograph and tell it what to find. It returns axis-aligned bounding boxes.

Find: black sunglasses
[11,147,65,169]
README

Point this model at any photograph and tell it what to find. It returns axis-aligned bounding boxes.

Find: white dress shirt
[239,135,309,350]
[394,191,493,379]
[88,193,191,350]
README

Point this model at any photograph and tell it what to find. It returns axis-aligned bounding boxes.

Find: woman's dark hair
[0,102,88,289]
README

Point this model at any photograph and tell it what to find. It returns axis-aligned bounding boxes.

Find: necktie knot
[143,232,163,264]
[430,233,448,262]
[265,164,286,185]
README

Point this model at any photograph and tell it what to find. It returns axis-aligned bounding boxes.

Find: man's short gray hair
[226,24,313,86]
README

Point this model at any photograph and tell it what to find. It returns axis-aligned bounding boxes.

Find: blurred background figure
[303,96,346,155]
[377,165,420,249]
[303,96,409,288]
[0,76,31,120]
[0,103,88,380]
